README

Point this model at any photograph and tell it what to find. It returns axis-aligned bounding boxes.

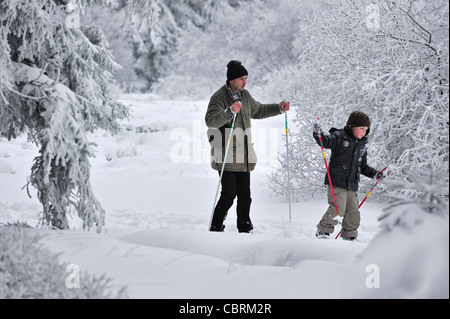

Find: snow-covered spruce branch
[9,87,46,102]
[0,227,128,298]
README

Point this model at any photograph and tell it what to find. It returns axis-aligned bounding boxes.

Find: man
[205,60,290,233]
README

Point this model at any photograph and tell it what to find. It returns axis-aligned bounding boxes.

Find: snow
[0,94,448,299]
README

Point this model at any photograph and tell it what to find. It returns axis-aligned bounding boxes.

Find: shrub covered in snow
[271,0,449,200]
[0,226,128,299]
[355,169,449,298]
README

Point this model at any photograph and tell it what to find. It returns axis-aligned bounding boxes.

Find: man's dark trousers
[210,171,253,232]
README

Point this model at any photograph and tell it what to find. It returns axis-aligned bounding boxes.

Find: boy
[313,111,384,240]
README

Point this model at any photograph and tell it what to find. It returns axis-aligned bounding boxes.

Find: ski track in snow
[117,227,364,267]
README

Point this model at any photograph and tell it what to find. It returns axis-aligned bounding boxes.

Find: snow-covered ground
[0,94,448,299]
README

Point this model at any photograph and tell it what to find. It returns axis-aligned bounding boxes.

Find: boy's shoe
[342,237,357,241]
[315,229,330,239]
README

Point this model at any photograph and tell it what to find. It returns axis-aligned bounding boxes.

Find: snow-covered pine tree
[0,0,159,232]
[272,0,449,200]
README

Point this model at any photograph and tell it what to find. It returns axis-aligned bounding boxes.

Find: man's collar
[226,83,242,102]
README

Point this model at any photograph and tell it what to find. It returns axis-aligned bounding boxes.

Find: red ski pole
[316,117,341,233]
[335,166,389,239]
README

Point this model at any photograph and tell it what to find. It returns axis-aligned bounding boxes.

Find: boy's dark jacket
[313,126,378,192]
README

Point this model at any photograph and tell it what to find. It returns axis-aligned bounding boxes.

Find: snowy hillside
[0,94,448,300]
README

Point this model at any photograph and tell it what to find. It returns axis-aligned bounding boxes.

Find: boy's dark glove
[313,123,322,134]
[376,170,385,180]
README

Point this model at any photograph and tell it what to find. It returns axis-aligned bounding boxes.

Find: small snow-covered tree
[0,0,159,231]
[272,0,449,200]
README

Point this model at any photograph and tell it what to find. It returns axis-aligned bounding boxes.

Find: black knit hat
[346,111,371,128]
[227,60,248,82]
